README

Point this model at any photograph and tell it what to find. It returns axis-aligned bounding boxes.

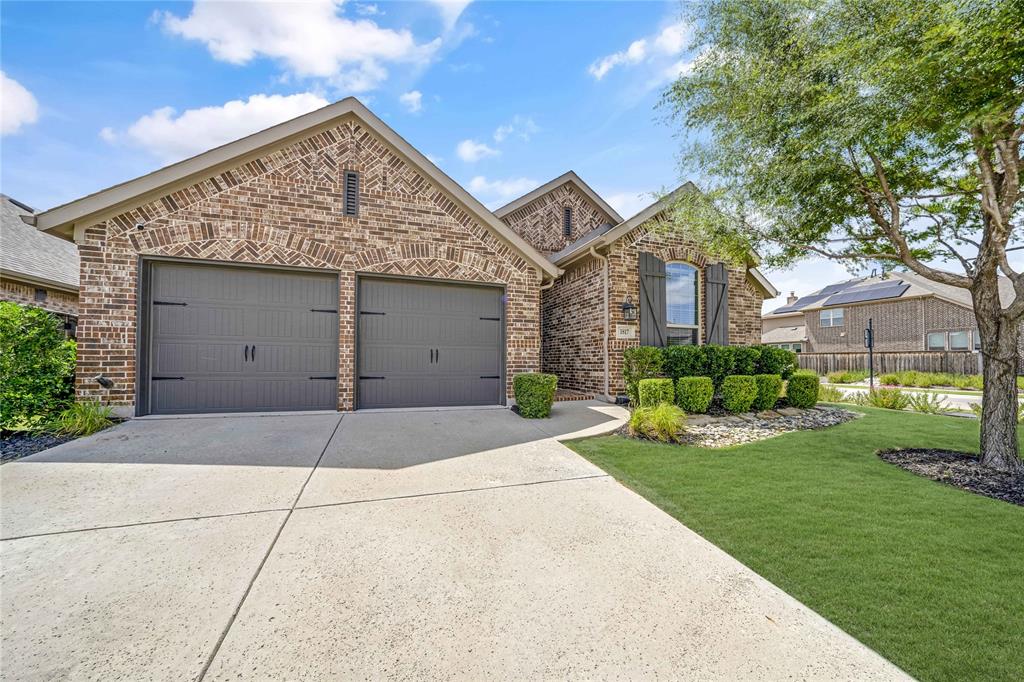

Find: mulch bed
[878,448,1024,506]
[1,432,76,464]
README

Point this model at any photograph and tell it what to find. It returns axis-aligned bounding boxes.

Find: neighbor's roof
[763,269,1016,317]
[493,171,624,224]
[550,182,779,299]
[0,195,78,291]
[32,98,560,279]
[761,324,808,345]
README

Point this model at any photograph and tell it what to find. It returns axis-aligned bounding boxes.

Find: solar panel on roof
[770,293,829,314]
[823,283,909,306]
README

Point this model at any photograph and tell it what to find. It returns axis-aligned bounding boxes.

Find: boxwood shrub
[786,371,820,409]
[622,346,663,404]
[732,346,760,375]
[721,375,758,413]
[752,374,783,411]
[676,376,714,414]
[513,373,558,418]
[753,344,798,379]
[638,378,674,407]
[704,345,736,388]
[662,345,707,381]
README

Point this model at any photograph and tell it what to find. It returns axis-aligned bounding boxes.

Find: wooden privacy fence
[798,351,985,376]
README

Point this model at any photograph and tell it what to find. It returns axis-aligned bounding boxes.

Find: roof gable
[33,98,559,279]
[493,171,623,225]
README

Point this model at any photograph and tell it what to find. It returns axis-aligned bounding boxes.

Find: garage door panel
[148,263,338,414]
[357,278,502,409]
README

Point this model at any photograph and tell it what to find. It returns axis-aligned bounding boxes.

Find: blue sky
[1,0,864,310]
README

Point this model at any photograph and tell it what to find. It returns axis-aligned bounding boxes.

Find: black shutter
[343,171,360,217]
[639,252,667,346]
[705,263,730,345]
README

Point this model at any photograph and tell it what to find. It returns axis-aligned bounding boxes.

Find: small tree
[663,0,1023,471]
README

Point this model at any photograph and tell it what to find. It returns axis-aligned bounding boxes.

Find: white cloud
[109,92,329,163]
[467,176,538,208]
[98,126,117,143]
[493,115,539,143]
[604,191,653,220]
[399,90,423,113]
[159,0,439,92]
[355,3,381,16]
[456,139,499,162]
[588,21,691,81]
[428,0,472,30]
[1,72,39,135]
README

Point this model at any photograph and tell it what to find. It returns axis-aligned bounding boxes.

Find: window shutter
[343,171,360,217]
[638,252,667,346]
[704,263,730,345]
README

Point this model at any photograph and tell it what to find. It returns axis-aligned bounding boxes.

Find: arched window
[666,262,699,345]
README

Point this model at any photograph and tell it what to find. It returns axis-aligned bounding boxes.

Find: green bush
[629,403,686,443]
[0,302,76,432]
[786,372,820,409]
[866,387,911,410]
[880,370,985,390]
[751,374,783,411]
[53,401,115,436]
[753,345,798,379]
[721,375,758,413]
[704,345,736,388]
[638,378,674,407]
[622,346,664,405]
[662,345,707,380]
[732,346,761,375]
[676,376,714,413]
[906,392,950,414]
[970,401,1024,423]
[513,373,558,418]
[818,384,846,402]
[826,370,869,384]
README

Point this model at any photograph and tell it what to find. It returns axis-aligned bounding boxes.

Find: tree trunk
[974,283,1022,473]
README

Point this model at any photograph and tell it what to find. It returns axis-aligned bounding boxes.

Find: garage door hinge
[480,375,500,379]
[153,301,187,306]
[358,376,386,380]
[309,376,337,380]
[152,376,185,381]
[310,308,338,313]
[359,311,386,315]
[479,316,500,321]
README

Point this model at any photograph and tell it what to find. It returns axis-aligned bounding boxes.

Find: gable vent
[562,206,573,237]
[343,170,360,217]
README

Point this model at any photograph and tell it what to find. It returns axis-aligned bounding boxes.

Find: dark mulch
[878,448,1024,506]
[1,431,76,464]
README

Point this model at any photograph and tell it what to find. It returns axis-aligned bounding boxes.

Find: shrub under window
[752,374,783,411]
[676,376,714,414]
[721,375,758,413]
[638,378,674,407]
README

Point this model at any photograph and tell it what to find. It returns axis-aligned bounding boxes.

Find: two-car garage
[141,261,504,415]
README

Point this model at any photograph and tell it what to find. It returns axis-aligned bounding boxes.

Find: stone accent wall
[500,182,614,256]
[540,258,605,394]
[75,115,541,412]
[540,217,768,398]
[0,277,78,317]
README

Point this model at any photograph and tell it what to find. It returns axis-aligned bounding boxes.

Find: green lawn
[566,406,1023,682]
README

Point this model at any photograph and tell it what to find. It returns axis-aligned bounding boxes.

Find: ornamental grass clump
[512,373,558,418]
[53,401,115,436]
[628,403,686,443]
[675,376,714,414]
[866,388,911,411]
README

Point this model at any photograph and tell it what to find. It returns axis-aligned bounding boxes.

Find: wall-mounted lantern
[621,297,638,321]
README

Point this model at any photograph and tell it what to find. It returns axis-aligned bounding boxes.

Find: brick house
[31,99,776,415]
[1,194,79,335]
[761,271,1023,365]
[498,179,778,398]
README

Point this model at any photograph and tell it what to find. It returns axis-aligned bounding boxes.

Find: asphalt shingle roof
[0,194,79,290]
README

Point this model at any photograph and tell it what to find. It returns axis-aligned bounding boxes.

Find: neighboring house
[761,270,1022,360]
[31,98,777,416]
[498,178,778,398]
[0,194,79,335]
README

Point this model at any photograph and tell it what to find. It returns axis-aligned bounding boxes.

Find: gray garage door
[357,278,503,409]
[146,262,338,415]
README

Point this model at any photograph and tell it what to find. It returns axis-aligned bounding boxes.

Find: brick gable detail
[75,116,540,412]
[501,183,614,256]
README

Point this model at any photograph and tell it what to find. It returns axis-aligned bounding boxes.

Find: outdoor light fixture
[94,375,113,388]
[621,297,637,321]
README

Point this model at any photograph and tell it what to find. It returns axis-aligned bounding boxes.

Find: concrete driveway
[1,402,906,680]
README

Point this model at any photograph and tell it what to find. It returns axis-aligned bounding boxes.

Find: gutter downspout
[589,246,610,401]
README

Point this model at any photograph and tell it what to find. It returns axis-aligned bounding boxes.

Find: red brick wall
[500,182,614,256]
[0,277,78,317]
[75,115,541,412]
[540,217,767,398]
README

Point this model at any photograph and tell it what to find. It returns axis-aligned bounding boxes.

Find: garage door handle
[251,345,256,361]
[244,345,249,362]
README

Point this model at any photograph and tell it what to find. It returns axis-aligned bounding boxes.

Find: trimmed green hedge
[638,378,674,407]
[513,373,558,418]
[752,344,798,379]
[0,302,76,431]
[786,371,820,409]
[676,376,714,413]
[721,375,758,413]
[623,346,664,405]
[752,374,783,411]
